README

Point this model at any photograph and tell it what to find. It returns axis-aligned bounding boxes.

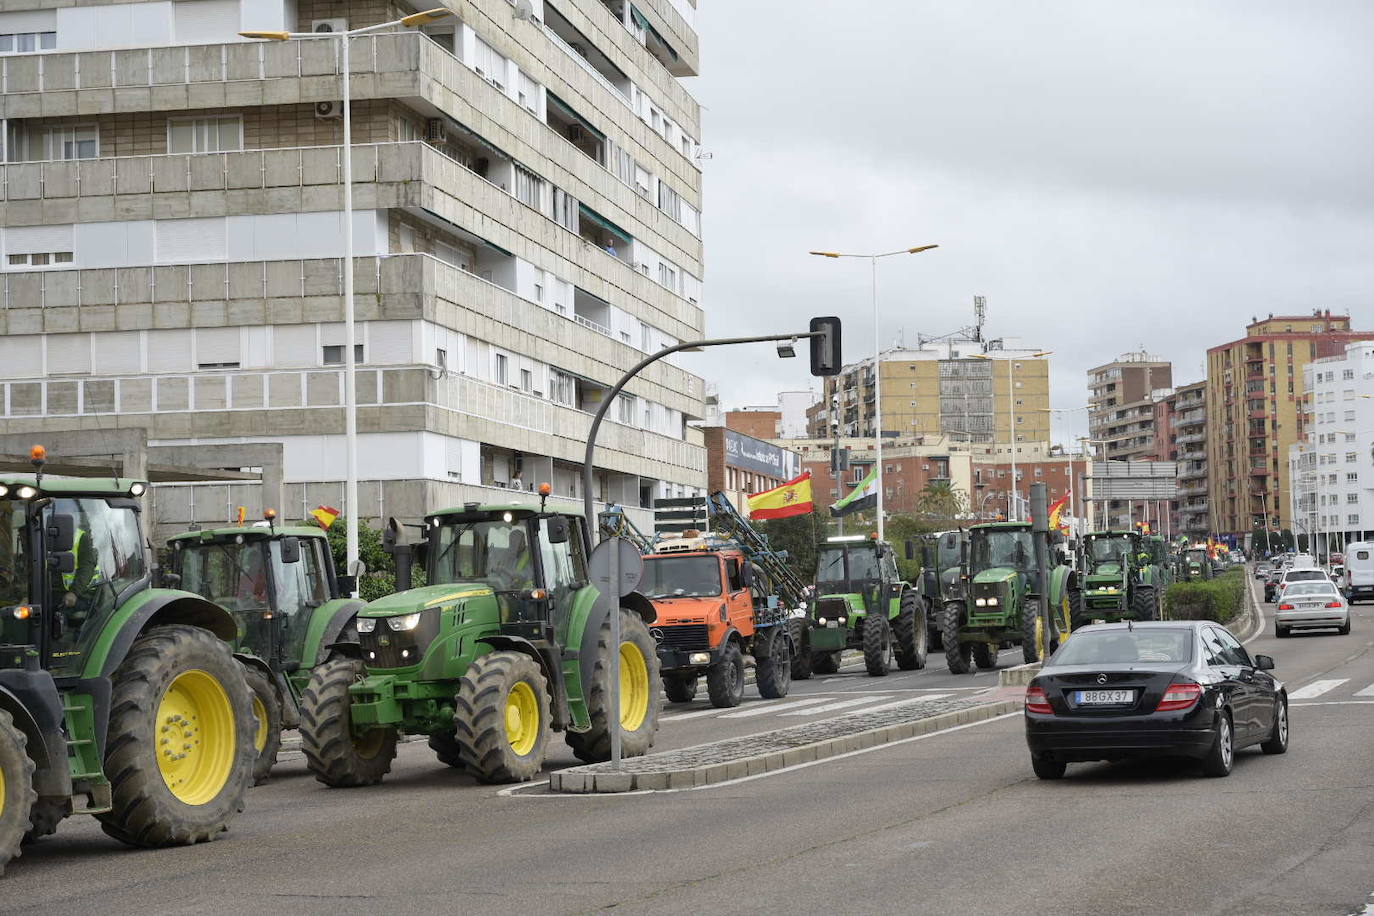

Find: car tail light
[1024,686,1053,715]
[1155,682,1202,712]
[1325,600,1343,608]
[1277,603,1294,611]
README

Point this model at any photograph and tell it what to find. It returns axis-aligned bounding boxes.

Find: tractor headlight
[355,617,378,633]
[975,598,987,607]
[987,597,999,606]
[387,612,424,632]
[15,486,36,499]
[0,485,8,497]
[817,617,828,626]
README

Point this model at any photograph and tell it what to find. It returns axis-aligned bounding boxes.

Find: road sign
[588,536,643,597]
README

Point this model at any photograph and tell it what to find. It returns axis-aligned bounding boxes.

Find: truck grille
[815,597,849,618]
[653,624,710,651]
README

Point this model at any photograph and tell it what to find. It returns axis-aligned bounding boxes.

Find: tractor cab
[1082,531,1137,576]
[814,535,894,598]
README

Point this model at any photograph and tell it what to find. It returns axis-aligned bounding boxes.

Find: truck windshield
[639,556,722,599]
[432,519,533,590]
[0,499,28,609]
[1088,536,1132,565]
[816,546,879,588]
[971,530,1033,572]
[178,540,272,611]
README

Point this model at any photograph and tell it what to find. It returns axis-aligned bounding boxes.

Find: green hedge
[1163,568,1246,624]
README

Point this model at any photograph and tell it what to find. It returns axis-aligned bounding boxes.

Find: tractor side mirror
[336,575,358,596]
[905,540,915,561]
[279,536,301,564]
[46,514,75,553]
[545,516,570,544]
[383,516,403,550]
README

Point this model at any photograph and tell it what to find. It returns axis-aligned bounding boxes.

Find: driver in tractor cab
[492,527,534,591]
[57,506,102,629]
[236,546,270,606]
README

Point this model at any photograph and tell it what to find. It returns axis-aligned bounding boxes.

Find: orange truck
[638,530,795,708]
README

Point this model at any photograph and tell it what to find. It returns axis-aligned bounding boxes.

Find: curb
[548,699,1020,794]
[999,662,1041,687]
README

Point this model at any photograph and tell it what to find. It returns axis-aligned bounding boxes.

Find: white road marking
[1354,684,1374,697]
[1288,678,1351,700]
[841,695,952,716]
[1290,700,1374,707]
[718,697,840,718]
[779,695,894,716]
[659,706,745,722]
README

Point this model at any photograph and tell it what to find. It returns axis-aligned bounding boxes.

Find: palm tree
[916,480,967,521]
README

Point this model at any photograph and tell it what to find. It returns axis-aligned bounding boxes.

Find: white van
[1345,542,1374,604]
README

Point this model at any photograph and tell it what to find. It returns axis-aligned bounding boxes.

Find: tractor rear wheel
[707,641,746,708]
[943,602,972,674]
[98,625,254,848]
[1021,599,1044,665]
[300,657,398,788]
[755,628,792,700]
[0,708,36,876]
[811,649,842,675]
[566,608,661,763]
[973,642,998,670]
[787,619,812,680]
[1131,585,1158,621]
[663,674,698,703]
[863,613,892,676]
[428,731,465,768]
[453,651,551,784]
[893,594,927,671]
[241,664,282,786]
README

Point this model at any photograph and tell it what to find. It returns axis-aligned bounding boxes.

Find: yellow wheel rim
[1033,614,1047,661]
[504,682,540,757]
[156,670,236,806]
[618,641,649,732]
[251,694,269,753]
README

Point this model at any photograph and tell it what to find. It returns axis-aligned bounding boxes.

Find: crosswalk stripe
[718,697,838,719]
[779,696,895,717]
[659,706,740,722]
[1288,679,1350,700]
[1353,684,1374,697]
[841,695,952,716]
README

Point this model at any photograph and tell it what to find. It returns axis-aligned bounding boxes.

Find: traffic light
[809,316,841,377]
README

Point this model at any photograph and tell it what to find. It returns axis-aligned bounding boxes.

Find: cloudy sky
[676,1,1374,442]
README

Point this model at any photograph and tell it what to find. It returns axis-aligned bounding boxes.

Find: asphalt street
[5,583,1373,915]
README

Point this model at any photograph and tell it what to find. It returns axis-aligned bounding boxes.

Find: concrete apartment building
[1288,341,1374,552]
[0,0,708,529]
[807,340,1051,453]
[1207,312,1374,539]
[1170,380,1209,539]
[1087,352,1172,460]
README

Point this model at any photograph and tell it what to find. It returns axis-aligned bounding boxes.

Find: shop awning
[578,205,632,246]
[545,92,607,143]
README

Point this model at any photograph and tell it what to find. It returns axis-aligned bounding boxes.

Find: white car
[1275,580,1351,637]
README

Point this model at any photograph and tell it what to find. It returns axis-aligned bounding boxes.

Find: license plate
[1074,689,1133,705]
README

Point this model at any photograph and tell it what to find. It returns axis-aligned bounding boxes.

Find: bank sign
[723,430,800,480]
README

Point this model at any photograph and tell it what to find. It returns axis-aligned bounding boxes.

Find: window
[473,36,506,87]
[517,71,539,113]
[435,348,447,371]
[520,369,533,392]
[322,344,364,365]
[1344,369,1356,380]
[620,331,631,344]
[31,125,99,160]
[552,188,579,231]
[550,370,575,406]
[1348,493,1359,504]
[657,262,677,291]
[617,394,635,424]
[513,164,543,208]
[7,251,72,268]
[1345,410,1356,421]
[0,32,56,54]
[167,117,243,154]
[657,182,682,220]
[533,283,544,302]
[1347,452,1357,463]
[494,353,509,386]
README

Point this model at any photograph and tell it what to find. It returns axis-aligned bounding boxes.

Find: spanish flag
[1047,494,1069,534]
[748,472,814,520]
[310,505,340,529]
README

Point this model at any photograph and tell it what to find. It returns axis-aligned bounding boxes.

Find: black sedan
[1024,621,1288,779]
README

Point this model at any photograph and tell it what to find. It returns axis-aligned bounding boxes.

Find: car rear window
[1285,570,1325,581]
[1284,582,1338,597]
[1050,629,1193,666]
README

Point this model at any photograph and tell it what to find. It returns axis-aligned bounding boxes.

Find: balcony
[1174,432,1204,446]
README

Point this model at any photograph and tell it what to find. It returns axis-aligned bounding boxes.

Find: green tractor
[298,498,661,785]
[167,517,364,783]
[940,521,1075,674]
[1,458,254,876]
[1075,530,1165,624]
[1177,546,1214,582]
[1145,535,1175,589]
[914,530,968,652]
[789,535,927,679]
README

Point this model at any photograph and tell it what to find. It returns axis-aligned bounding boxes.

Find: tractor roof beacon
[297,489,661,786]
[167,518,364,784]
[0,449,254,876]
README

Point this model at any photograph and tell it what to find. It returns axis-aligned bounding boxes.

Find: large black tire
[97,625,255,847]
[926,599,944,652]
[755,628,792,700]
[1261,698,1289,755]
[453,651,551,784]
[788,619,813,680]
[1031,755,1066,780]
[1201,711,1235,778]
[707,641,746,708]
[428,730,465,769]
[863,613,892,676]
[1069,588,1087,628]
[943,601,972,674]
[566,609,661,763]
[1021,599,1043,665]
[811,649,842,675]
[663,674,698,704]
[300,657,398,787]
[241,664,282,786]
[21,797,68,846]
[1131,585,1157,621]
[893,594,927,671]
[972,642,998,670]
[0,708,36,876]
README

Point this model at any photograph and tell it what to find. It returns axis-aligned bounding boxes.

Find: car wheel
[1031,755,1066,780]
[1338,619,1352,636]
[1201,712,1234,778]
[1260,698,1288,755]
[1275,624,1289,638]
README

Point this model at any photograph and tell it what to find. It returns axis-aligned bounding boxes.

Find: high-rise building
[1087,352,1173,461]
[1207,312,1374,538]
[808,340,1052,453]
[1170,381,1209,539]
[0,0,707,529]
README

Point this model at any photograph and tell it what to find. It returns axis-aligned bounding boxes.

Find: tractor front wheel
[943,602,972,674]
[300,658,398,788]
[788,619,813,680]
[566,609,661,763]
[1131,585,1158,621]
[811,649,842,675]
[241,664,282,786]
[428,731,465,768]
[973,642,998,670]
[98,625,255,847]
[453,651,551,784]
[0,708,36,876]
[755,628,792,700]
[893,594,927,671]
[863,613,892,677]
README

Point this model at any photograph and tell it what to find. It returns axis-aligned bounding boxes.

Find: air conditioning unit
[567,124,584,143]
[425,118,447,143]
[312,18,347,33]
[314,100,343,119]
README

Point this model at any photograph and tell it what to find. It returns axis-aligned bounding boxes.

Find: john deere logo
[379,636,392,647]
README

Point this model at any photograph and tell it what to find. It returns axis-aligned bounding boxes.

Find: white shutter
[147,330,193,372]
[47,334,91,375]
[93,331,142,374]
[0,335,42,378]
[367,322,412,365]
[155,217,226,263]
[172,0,241,44]
[6,225,73,255]
[196,328,240,365]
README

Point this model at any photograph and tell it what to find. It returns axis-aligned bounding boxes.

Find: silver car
[1275,580,1351,637]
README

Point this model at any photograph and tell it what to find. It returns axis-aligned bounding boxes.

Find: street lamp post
[241,8,453,590]
[810,245,938,540]
[973,351,1051,521]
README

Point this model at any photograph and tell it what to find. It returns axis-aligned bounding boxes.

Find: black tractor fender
[314,600,366,666]
[99,591,236,678]
[751,623,785,658]
[478,634,568,731]
[0,676,71,799]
